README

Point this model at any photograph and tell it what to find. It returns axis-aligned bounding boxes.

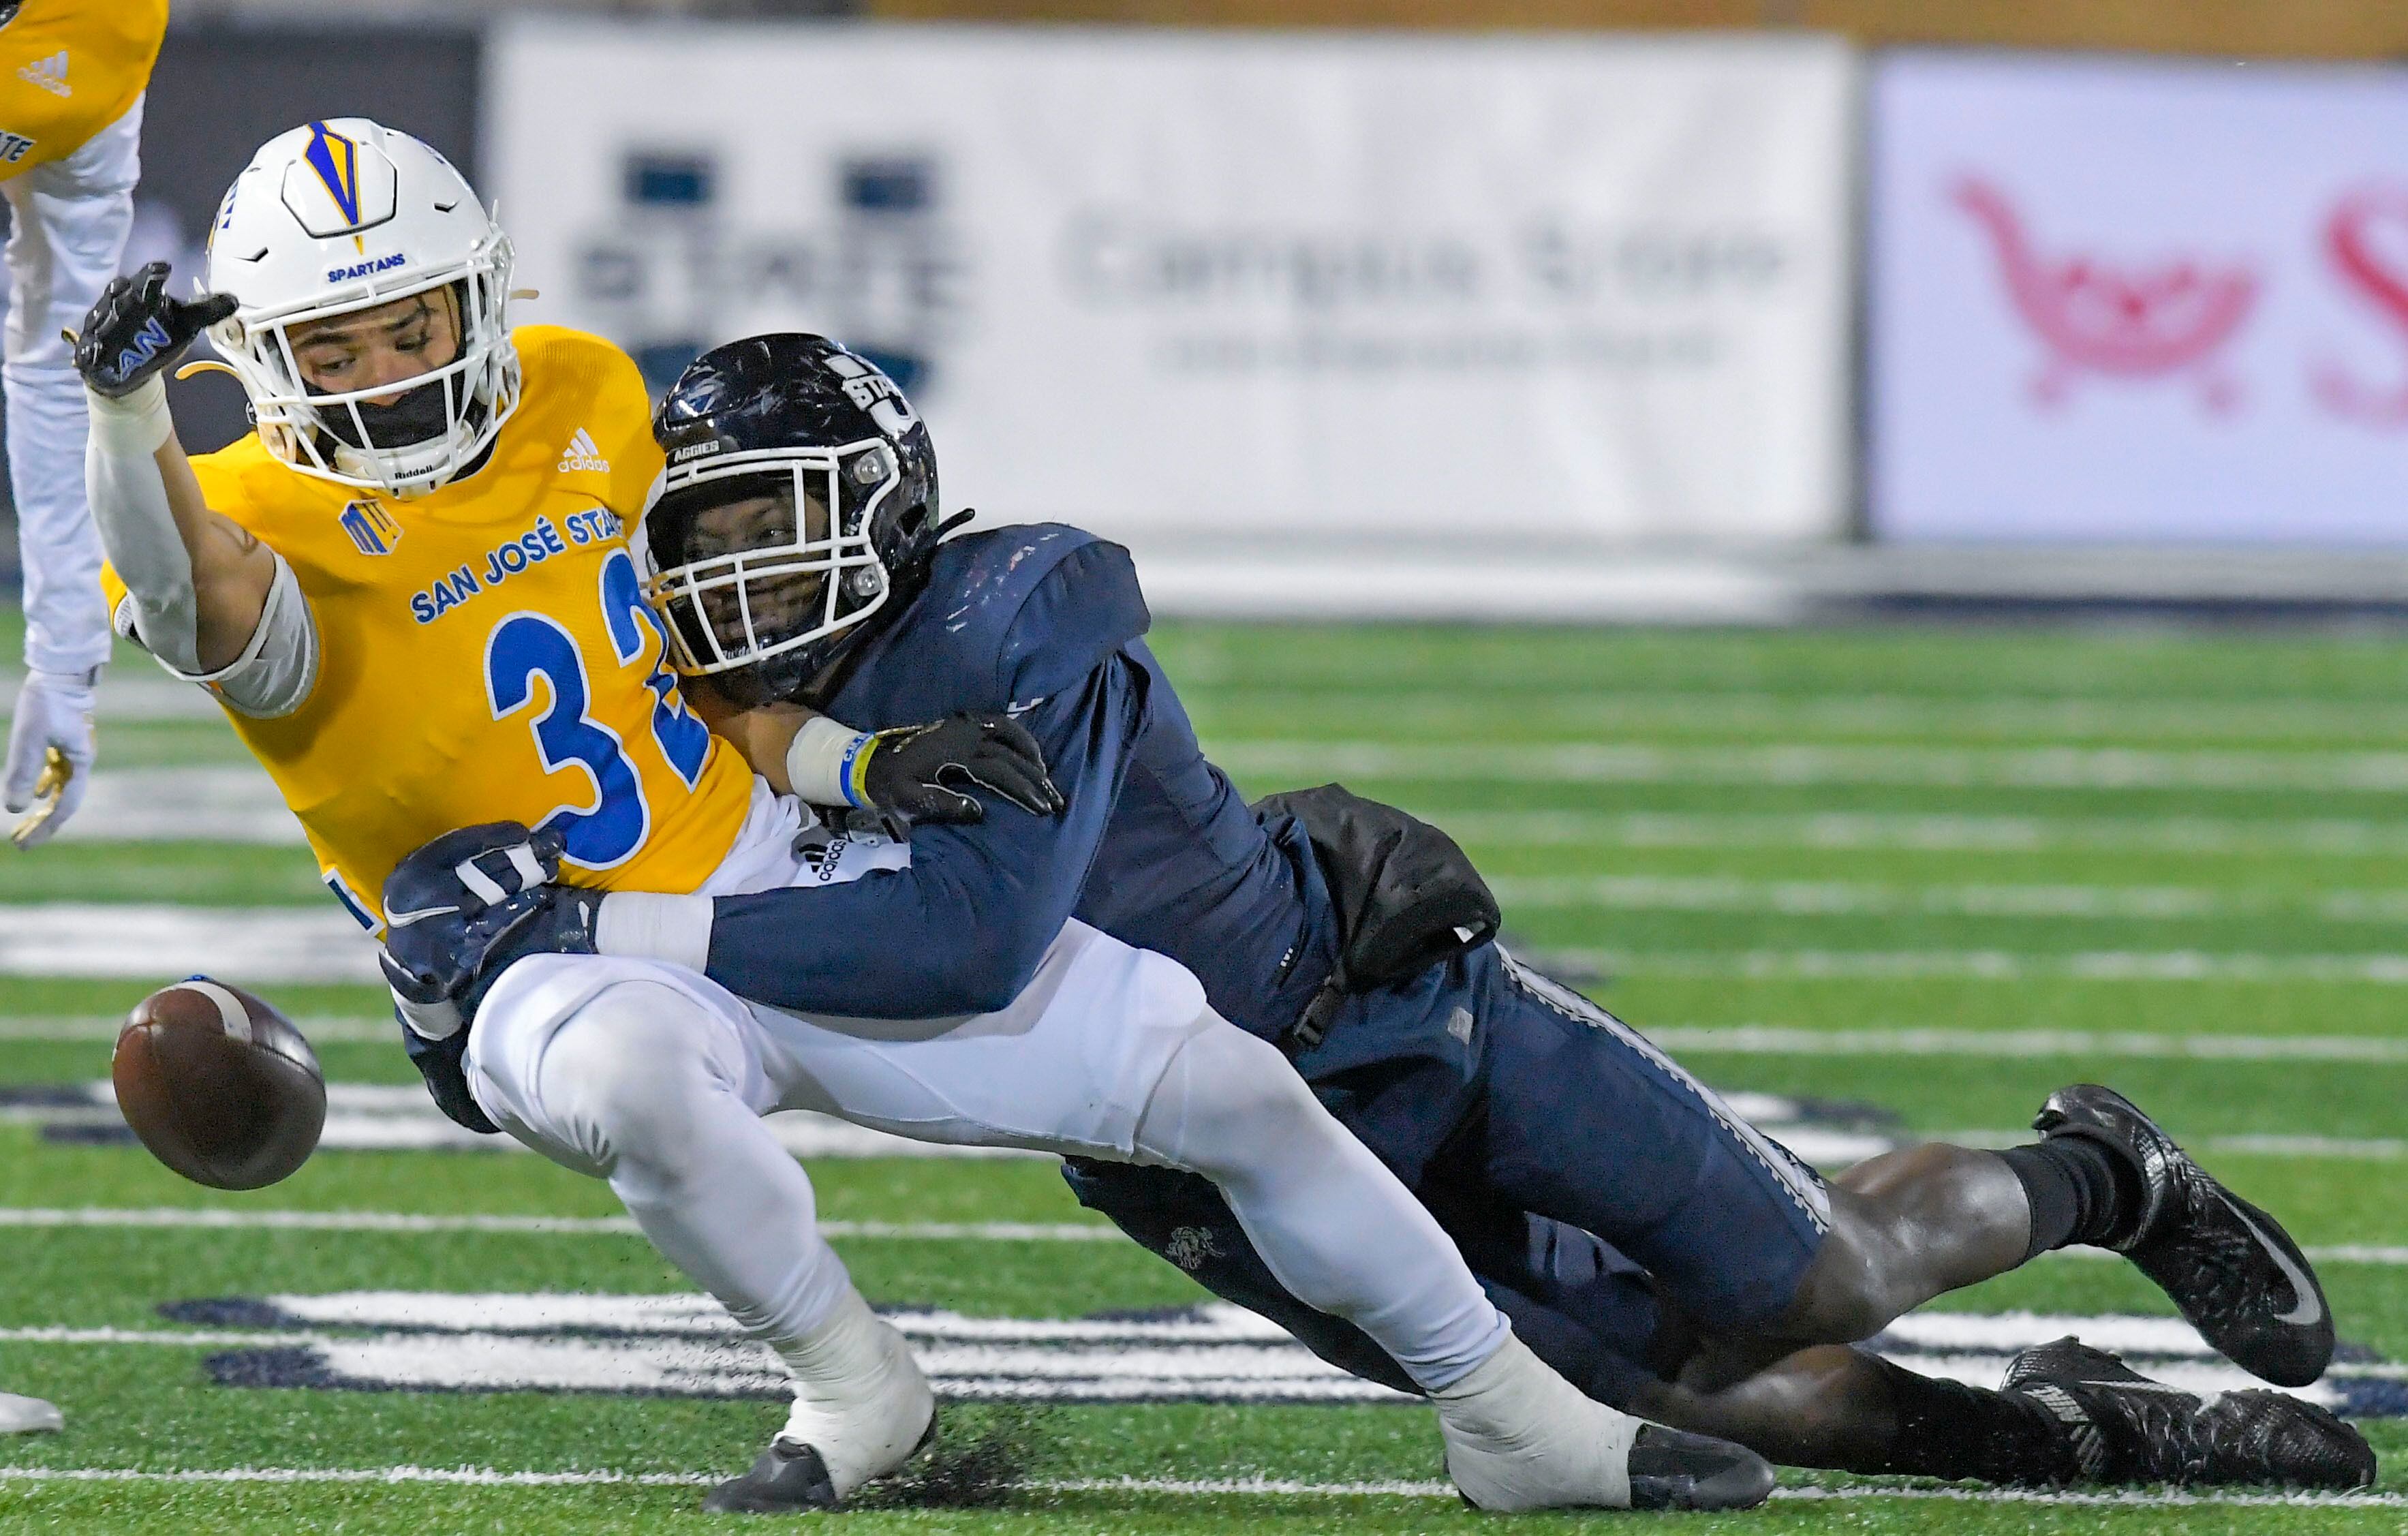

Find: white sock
[1434,1330,1639,1511]
[773,1285,935,1499]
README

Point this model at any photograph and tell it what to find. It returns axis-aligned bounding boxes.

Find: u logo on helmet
[824,352,918,436]
[302,121,366,230]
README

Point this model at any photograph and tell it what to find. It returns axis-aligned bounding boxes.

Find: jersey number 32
[483,549,711,870]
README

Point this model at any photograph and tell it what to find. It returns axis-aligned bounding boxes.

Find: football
[111,979,327,1191]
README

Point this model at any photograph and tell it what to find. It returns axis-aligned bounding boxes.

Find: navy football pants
[1063,944,1830,1402]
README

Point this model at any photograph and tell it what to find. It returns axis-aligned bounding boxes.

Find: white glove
[5,667,98,849]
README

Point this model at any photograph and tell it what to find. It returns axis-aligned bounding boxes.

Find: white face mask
[640,442,902,679]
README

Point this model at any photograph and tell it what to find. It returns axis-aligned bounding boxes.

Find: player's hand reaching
[852,712,1064,837]
[5,670,96,850]
[73,262,238,399]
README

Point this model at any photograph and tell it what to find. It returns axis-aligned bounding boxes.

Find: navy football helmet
[637,333,952,707]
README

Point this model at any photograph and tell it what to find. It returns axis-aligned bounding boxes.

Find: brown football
[111,979,326,1191]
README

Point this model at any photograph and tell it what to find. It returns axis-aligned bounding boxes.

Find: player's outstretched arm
[76,263,277,675]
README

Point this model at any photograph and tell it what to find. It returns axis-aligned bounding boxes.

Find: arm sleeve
[89,380,320,716]
[85,376,201,674]
[694,655,1145,1017]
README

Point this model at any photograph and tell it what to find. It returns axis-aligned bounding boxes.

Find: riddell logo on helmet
[326,253,406,284]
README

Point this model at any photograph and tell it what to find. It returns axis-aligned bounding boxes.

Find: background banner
[489,21,1855,555]
[1870,50,2408,545]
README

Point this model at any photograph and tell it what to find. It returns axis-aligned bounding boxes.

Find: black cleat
[2193,1380,2377,1490]
[703,1438,838,1514]
[2003,1337,2373,1488]
[2035,1085,2333,1386]
[703,1411,941,1514]
[1626,1424,1778,1511]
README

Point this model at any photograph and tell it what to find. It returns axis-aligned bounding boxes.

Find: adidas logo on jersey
[15,50,66,97]
[557,428,608,474]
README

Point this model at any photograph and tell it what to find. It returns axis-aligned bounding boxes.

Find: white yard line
[1543,948,2408,983]
[0,905,374,983]
[0,675,223,723]
[1442,808,2408,857]
[0,1207,1116,1241]
[1199,690,2408,743]
[1494,872,2408,923]
[0,1464,2396,1507]
[1647,1026,2408,1063]
[1214,739,2408,793]
[55,769,2408,852]
[19,905,2408,990]
[0,1016,390,1043]
[0,1208,2392,1257]
[45,768,301,844]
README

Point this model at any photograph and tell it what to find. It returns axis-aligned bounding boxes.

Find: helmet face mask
[638,335,948,705]
[646,442,901,688]
[206,119,521,498]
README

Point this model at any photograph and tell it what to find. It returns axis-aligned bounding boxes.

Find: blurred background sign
[1869,51,2408,547]
[489,21,1856,561]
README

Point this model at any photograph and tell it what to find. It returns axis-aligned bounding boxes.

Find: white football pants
[7,99,139,676]
[467,796,1507,1393]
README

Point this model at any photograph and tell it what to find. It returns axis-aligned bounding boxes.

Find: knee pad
[1134,1014,1331,1177]
[530,983,739,1175]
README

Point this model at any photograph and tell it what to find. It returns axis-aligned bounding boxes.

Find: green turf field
[2,616,2405,1531]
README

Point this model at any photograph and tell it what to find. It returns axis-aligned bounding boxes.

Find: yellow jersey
[0,0,167,179]
[108,326,754,930]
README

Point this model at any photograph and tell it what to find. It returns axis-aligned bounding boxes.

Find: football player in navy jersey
[406,333,2373,1493]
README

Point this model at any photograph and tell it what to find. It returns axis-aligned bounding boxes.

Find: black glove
[380,822,600,1017]
[74,261,238,399]
[854,712,1064,837]
[399,1012,500,1135]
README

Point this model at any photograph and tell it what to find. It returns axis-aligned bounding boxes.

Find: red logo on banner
[1953,177,2259,414]
[2313,187,2408,429]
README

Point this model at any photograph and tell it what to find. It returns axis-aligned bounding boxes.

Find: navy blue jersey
[700,524,1336,1040]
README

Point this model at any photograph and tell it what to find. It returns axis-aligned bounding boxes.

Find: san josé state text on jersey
[410,506,626,625]
[104,326,756,921]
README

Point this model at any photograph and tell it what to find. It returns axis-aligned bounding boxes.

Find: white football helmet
[204,118,519,497]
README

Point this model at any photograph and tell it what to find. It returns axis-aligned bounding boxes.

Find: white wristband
[85,373,172,456]
[594,891,715,974]
[391,985,464,1043]
[784,713,874,807]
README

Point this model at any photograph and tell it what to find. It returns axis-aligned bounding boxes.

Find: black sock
[1998,1137,2138,1259]
[1872,1357,2078,1486]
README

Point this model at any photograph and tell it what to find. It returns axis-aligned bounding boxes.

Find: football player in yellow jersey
[76,117,1730,1514]
[72,117,1066,1506]
[2,0,168,852]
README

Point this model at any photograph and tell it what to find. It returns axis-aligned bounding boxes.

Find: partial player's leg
[1472,952,2334,1388]
[1064,1157,1673,1410]
[2,104,140,844]
[1628,1334,2372,1489]
[467,955,934,1512]
[749,923,1773,1511]
[1127,1013,1771,1512]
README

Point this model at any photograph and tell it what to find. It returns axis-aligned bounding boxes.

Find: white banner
[1870,52,2408,545]
[487,22,1854,556]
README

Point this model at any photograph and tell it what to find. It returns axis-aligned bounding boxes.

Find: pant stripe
[1496,949,1832,1234]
